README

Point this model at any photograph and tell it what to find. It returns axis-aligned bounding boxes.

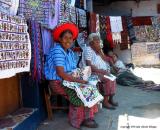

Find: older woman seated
[84,33,118,110]
[44,23,98,129]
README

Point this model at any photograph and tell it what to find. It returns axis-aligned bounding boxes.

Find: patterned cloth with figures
[63,66,103,108]
[18,0,55,29]
[0,12,31,79]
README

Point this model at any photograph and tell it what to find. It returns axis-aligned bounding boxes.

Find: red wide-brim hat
[52,23,79,42]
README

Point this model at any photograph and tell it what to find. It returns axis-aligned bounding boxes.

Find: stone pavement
[38,85,160,130]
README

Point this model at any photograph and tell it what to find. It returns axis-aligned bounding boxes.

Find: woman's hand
[80,80,88,84]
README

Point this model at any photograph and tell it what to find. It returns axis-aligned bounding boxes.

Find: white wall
[94,0,160,16]
[94,0,160,63]
[113,44,132,64]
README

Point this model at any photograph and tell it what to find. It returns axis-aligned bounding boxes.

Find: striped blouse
[44,44,77,80]
[84,46,111,72]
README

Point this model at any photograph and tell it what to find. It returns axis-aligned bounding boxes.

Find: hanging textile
[99,15,106,40]
[0,12,31,79]
[70,6,78,24]
[0,0,19,15]
[109,16,123,33]
[88,12,96,33]
[96,14,100,33]
[41,27,54,55]
[77,8,87,28]
[106,16,114,48]
[109,16,123,44]
[18,0,55,29]
[132,16,152,26]
[151,16,160,28]
[126,16,136,43]
[75,0,80,8]
[112,32,121,44]
[77,31,87,48]
[49,0,60,29]
[134,26,147,42]
[80,0,84,9]
[134,26,159,42]
[120,16,129,50]
[28,20,44,81]
[151,16,160,40]
[145,26,159,42]
[70,0,76,6]
[59,0,70,23]
[75,0,84,9]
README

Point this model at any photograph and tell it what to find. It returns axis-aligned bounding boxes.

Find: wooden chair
[44,84,68,120]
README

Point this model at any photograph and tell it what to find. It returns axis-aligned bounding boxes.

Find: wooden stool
[44,85,68,120]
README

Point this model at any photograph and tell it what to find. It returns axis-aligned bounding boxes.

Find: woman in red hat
[44,23,98,129]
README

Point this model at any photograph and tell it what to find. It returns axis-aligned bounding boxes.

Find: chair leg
[44,89,53,120]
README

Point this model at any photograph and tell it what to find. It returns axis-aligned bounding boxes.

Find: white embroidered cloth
[63,80,103,108]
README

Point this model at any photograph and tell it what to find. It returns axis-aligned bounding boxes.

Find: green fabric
[117,71,144,86]
[64,87,84,106]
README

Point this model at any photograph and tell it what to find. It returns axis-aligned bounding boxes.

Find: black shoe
[103,103,116,110]
[109,100,119,107]
[82,119,98,128]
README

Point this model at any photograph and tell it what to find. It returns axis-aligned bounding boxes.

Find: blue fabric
[44,44,77,80]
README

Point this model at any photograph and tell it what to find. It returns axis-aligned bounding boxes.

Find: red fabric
[132,17,152,26]
[49,80,97,129]
[99,79,116,96]
[104,79,116,96]
[120,16,129,50]
[88,12,97,33]
[106,16,114,48]
[52,23,79,42]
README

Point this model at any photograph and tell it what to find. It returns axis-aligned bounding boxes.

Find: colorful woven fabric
[65,87,84,106]
[63,80,103,108]
[134,26,147,42]
[59,0,70,23]
[0,12,31,79]
[151,16,160,41]
[120,16,129,50]
[134,26,159,42]
[99,15,106,40]
[151,16,160,28]
[77,8,87,28]
[69,104,97,128]
[77,30,88,48]
[96,14,100,33]
[63,67,103,108]
[70,6,78,24]
[146,26,159,42]
[106,16,114,48]
[126,16,136,43]
[41,27,54,55]
[88,12,96,33]
[28,20,44,81]
[75,0,84,9]
[0,0,19,15]
[18,0,55,29]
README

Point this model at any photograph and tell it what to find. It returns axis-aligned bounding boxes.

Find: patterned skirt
[98,79,116,96]
[49,80,98,128]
